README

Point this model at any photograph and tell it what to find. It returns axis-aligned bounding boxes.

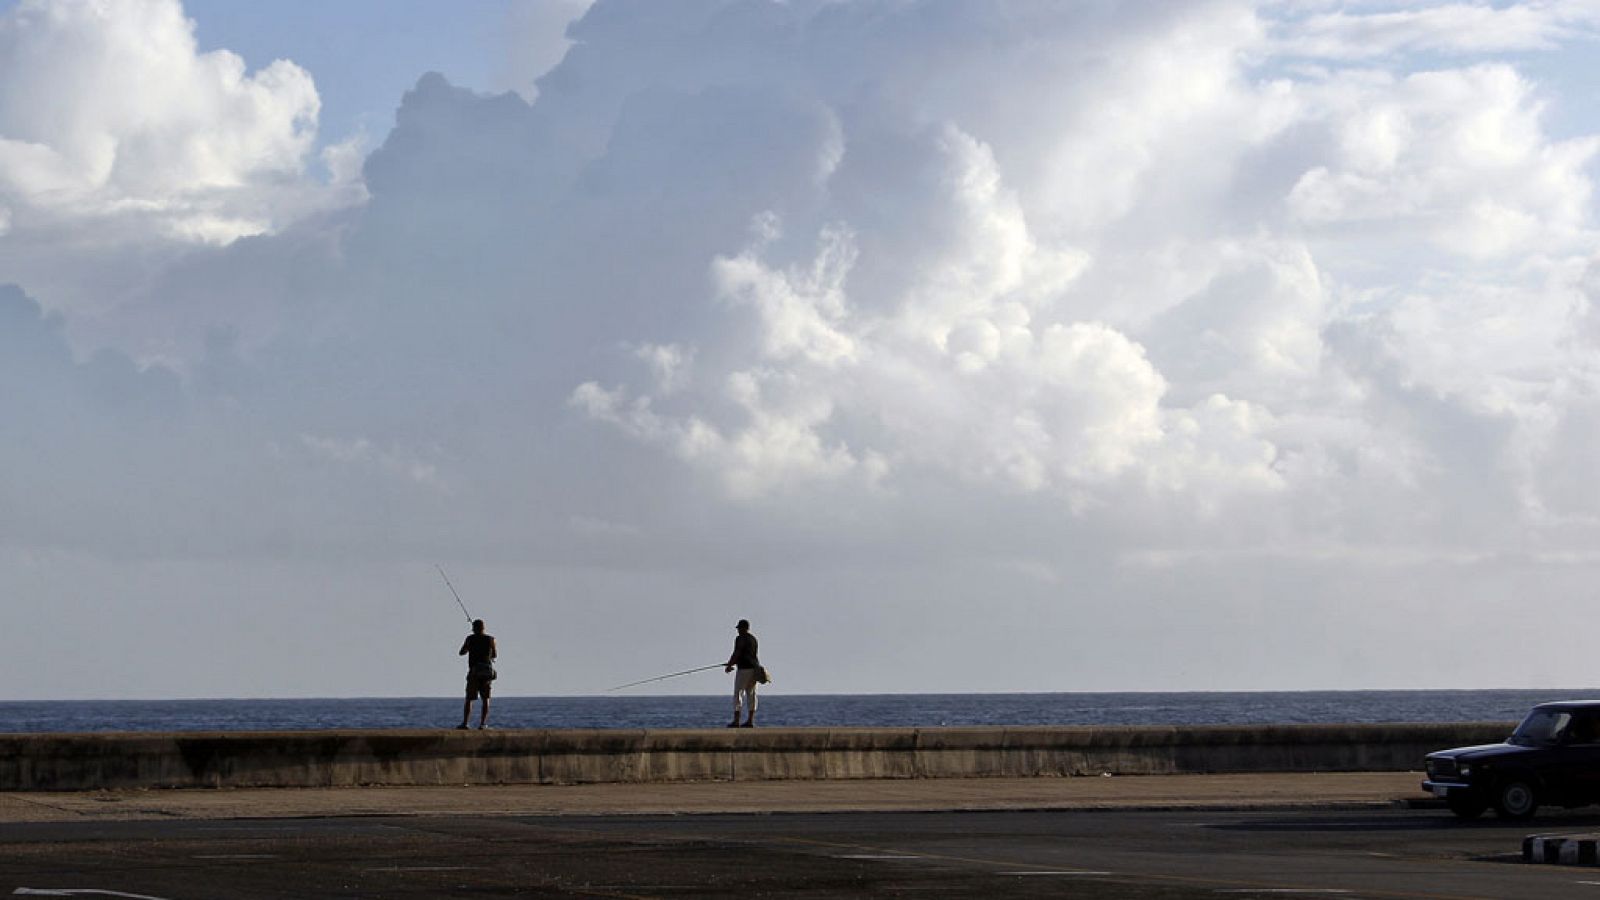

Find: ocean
[0,689,1580,733]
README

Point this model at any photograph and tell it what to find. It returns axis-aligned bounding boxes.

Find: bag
[756,666,771,685]
[471,662,497,683]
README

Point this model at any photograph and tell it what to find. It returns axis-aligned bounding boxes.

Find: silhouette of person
[724,619,760,728]
[458,619,497,730]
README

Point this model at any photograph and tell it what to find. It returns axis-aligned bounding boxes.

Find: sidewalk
[0,772,1428,823]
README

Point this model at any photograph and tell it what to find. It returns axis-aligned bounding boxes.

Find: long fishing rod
[607,663,724,692]
[436,564,473,624]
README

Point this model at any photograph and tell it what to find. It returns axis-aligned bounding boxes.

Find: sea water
[0,689,1578,733]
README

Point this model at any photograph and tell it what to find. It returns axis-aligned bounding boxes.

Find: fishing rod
[436,564,473,624]
[607,663,724,692]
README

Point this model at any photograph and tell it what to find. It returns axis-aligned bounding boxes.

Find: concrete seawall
[0,723,1512,791]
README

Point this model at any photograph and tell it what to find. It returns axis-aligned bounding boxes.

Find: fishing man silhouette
[724,619,760,728]
[458,619,497,730]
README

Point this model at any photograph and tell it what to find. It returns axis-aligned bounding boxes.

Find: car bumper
[1422,779,1476,799]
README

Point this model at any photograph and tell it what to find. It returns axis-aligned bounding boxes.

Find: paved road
[5,806,1600,898]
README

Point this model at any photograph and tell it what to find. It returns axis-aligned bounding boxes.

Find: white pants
[733,668,759,715]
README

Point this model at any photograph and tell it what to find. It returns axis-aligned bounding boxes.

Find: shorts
[466,674,493,700]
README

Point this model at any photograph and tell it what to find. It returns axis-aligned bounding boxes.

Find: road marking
[363,866,481,872]
[1213,891,1354,895]
[836,854,920,860]
[784,836,1107,875]
[998,864,1113,871]
[191,854,277,859]
[14,883,176,890]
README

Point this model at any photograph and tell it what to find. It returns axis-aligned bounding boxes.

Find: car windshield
[1510,710,1573,746]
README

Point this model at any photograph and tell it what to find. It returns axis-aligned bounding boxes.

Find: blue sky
[183,0,521,152]
[5,0,1600,700]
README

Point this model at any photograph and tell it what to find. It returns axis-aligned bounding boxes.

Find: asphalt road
[5,806,1600,898]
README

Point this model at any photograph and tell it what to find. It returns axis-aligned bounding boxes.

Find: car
[1423,700,1600,820]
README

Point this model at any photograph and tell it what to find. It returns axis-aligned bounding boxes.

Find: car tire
[1494,779,1538,820]
[1447,794,1488,819]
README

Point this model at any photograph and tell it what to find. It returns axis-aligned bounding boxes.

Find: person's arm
[725,637,739,672]
[459,638,470,656]
[490,638,497,660]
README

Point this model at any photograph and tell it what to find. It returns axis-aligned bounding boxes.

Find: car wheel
[1447,794,1488,819]
[1494,779,1538,820]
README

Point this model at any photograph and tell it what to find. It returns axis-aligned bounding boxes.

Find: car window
[1569,715,1600,744]
[1511,710,1572,745]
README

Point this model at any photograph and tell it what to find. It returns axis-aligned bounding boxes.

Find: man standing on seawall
[725,619,760,728]
[458,619,497,730]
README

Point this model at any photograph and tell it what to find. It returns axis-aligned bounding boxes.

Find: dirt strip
[0,771,1428,822]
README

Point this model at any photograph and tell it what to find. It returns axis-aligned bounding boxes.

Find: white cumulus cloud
[0,0,335,242]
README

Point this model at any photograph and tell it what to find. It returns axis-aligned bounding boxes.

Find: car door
[1544,712,1600,805]
[1561,712,1600,804]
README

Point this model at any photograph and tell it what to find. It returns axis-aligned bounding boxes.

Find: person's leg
[478,692,491,729]
[743,680,758,727]
[734,669,756,726]
[460,688,473,729]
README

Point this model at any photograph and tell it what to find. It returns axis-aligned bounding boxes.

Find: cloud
[8,0,1600,696]
[631,342,694,394]
[13,0,1600,555]
[1269,2,1600,60]
[1283,64,1598,260]
[0,0,337,240]
[492,0,596,102]
[298,434,446,491]
[571,92,1278,506]
[712,218,860,368]
[0,0,362,343]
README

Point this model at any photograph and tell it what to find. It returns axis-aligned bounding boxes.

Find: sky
[5,0,1600,701]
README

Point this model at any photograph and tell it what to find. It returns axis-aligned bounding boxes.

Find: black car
[1424,700,1600,820]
